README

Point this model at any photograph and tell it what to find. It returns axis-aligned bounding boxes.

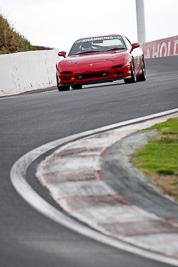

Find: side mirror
[130,43,140,53]
[58,51,66,58]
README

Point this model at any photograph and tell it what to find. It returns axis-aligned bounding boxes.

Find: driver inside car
[79,41,93,52]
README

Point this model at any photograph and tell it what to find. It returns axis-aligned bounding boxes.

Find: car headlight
[60,60,72,67]
[112,53,127,62]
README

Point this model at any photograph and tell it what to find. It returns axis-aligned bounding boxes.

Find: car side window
[124,36,132,51]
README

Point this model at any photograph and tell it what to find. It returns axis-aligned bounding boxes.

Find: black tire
[124,59,137,84]
[71,85,82,90]
[137,58,146,81]
[58,86,70,92]
[56,74,70,92]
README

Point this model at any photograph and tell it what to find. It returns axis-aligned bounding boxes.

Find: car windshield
[68,36,126,56]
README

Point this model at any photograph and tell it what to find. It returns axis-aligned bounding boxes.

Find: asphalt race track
[0,55,178,267]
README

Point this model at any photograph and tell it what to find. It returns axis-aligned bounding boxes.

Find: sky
[0,0,178,53]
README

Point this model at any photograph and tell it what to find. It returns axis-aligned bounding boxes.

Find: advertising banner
[142,35,178,58]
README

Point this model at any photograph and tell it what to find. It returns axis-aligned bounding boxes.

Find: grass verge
[0,13,36,54]
[132,117,178,201]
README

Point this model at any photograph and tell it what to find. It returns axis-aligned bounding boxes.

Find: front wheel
[58,86,70,92]
[124,59,137,84]
[56,74,70,92]
[71,85,82,90]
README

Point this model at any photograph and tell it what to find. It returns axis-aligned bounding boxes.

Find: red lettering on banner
[142,35,178,58]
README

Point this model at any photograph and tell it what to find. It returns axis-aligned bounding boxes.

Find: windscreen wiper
[107,47,126,51]
[76,50,101,55]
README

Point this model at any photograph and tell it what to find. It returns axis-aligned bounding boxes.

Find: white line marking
[126,234,178,255]
[70,205,160,224]
[10,108,178,266]
[47,180,115,199]
[38,156,100,174]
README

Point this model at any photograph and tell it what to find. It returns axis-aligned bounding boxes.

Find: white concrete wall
[0,49,59,97]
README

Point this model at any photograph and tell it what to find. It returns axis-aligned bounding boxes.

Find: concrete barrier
[142,35,178,59]
[0,49,59,97]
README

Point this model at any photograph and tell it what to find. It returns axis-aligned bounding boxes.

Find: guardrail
[0,49,58,97]
[142,35,178,59]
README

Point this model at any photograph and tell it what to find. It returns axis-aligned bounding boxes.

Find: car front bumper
[57,64,132,87]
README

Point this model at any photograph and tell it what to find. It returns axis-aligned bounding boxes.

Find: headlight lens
[60,60,72,67]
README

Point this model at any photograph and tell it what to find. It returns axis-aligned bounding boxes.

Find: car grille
[76,72,109,80]
[116,71,124,75]
[62,78,71,81]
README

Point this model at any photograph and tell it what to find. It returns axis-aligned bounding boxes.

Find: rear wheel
[137,58,146,81]
[71,85,82,90]
[124,59,137,84]
[56,74,70,91]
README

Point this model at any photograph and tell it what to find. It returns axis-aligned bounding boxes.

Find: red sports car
[56,34,146,91]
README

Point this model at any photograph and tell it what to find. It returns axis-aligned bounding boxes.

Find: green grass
[0,13,36,54]
[133,117,178,175]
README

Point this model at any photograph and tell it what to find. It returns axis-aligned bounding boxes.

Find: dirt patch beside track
[148,173,178,201]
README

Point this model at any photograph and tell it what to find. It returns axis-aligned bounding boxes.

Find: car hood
[59,50,127,67]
